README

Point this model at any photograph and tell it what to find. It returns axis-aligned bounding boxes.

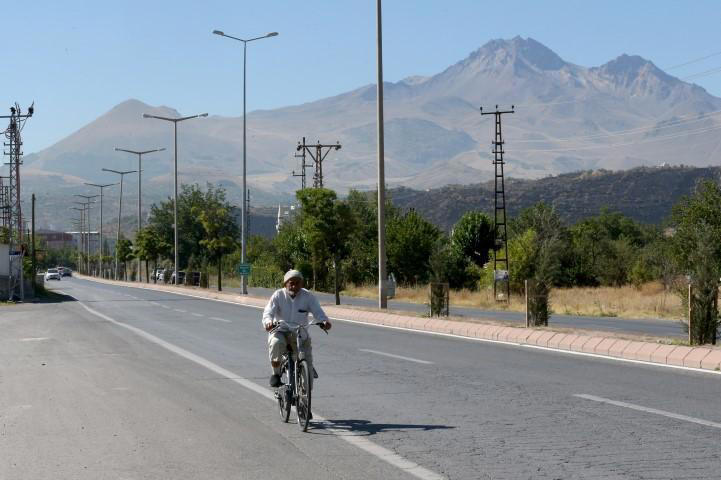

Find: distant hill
[387,166,721,230]
[22,36,721,230]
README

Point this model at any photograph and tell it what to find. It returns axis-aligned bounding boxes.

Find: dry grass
[341,281,684,320]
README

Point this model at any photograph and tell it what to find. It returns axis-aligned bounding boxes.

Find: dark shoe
[269,374,281,387]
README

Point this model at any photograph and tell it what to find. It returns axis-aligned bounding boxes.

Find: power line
[513,108,721,144]
[515,123,721,153]
[666,50,721,70]
[683,65,721,81]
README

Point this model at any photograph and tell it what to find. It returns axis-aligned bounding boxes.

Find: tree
[115,236,134,280]
[386,209,440,285]
[147,183,232,269]
[451,211,494,268]
[193,204,239,291]
[296,188,355,304]
[671,180,721,344]
[134,227,168,283]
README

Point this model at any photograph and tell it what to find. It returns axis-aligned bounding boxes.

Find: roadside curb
[75,275,721,374]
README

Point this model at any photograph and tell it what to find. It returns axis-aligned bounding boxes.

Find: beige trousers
[268,330,313,376]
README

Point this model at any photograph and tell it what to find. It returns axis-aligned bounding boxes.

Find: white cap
[283,269,303,284]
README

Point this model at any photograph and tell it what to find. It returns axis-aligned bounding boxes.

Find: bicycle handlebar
[271,320,330,334]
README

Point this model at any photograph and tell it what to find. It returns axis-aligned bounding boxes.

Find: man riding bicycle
[262,269,331,388]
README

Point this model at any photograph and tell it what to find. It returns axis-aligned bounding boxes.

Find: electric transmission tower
[2,103,34,300]
[480,104,514,302]
[296,137,342,188]
[292,142,313,190]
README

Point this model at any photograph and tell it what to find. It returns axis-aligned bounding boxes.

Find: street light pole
[70,207,85,272]
[85,182,117,278]
[102,168,136,280]
[213,29,278,295]
[376,0,388,309]
[75,194,99,275]
[114,147,165,282]
[142,113,207,285]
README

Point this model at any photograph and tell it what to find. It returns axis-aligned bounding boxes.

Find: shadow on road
[312,419,455,436]
[29,289,77,304]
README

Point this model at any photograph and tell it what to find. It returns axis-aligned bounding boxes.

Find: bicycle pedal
[312,367,319,379]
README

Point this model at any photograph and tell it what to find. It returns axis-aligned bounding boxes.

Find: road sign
[236,263,252,276]
[494,269,509,281]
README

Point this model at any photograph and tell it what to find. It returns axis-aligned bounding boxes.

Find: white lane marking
[173,309,187,313]
[161,305,171,309]
[19,337,49,342]
[191,313,204,318]
[149,302,162,307]
[75,277,721,377]
[359,349,434,365]
[575,394,721,430]
[210,317,232,323]
[75,300,443,480]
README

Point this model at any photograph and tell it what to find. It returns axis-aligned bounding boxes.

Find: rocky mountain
[19,37,721,230]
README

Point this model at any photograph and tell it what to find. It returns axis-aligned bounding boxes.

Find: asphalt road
[229,285,687,339]
[3,277,720,479]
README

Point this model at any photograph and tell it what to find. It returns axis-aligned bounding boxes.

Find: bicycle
[274,321,328,432]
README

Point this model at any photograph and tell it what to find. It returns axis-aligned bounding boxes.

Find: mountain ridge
[20,36,721,231]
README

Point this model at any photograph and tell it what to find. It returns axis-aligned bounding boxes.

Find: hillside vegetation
[389,165,721,230]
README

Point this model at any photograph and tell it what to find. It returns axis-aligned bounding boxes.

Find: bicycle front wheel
[295,360,312,432]
[277,361,291,423]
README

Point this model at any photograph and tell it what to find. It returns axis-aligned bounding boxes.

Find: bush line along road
[4,276,720,479]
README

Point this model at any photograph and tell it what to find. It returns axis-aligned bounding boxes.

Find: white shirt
[262,288,329,332]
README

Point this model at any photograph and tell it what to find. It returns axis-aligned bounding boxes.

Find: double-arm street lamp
[84,182,117,278]
[142,113,207,285]
[102,168,136,280]
[75,194,99,274]
[114,147,166,282]
[213,29,278,294]
[70,207,85,272]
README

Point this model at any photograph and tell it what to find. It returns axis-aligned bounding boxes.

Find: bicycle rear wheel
[295,360,312,432]
[277,360,291,423]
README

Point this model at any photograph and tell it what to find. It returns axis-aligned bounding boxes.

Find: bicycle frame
[281,324,311,400]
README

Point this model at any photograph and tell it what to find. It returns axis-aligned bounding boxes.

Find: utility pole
[291,139,313,190]
[480,105,514,302]
[31,194,35,292]
[2,103,33,300]
[376,0,387,309]
[296,137,342,188]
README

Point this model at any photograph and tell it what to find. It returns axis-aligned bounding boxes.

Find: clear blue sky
[5,0,721,152]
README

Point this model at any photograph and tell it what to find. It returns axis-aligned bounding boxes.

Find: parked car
[45,268,62,281]
[58,267,72,277]
[157,269,168,282]
[170,271,186,284]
